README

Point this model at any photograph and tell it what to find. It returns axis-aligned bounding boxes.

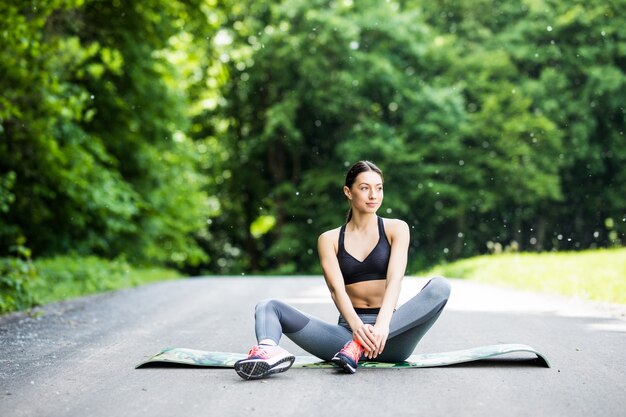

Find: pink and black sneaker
[234,344,295,380]
[331,340,365,374]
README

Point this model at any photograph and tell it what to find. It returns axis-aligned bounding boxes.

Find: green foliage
[34,256,131,303]
[417,0,626,251]
[200,0,474,272]
[201,0,624,272]
[0,0,215,268]
[1,0,624,282]
[1,252,181,314]
[33,256,180,305]
[0,254,40,314]
[0,172,16,214]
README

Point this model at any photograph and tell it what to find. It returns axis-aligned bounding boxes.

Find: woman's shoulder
[318,226,342,242]
[318,226,342,254]
[380,217,410,238]
[380,216,409,228]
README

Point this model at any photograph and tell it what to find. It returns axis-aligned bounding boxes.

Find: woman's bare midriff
[345,279,386,308]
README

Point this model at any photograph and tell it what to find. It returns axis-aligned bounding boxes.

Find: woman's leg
[252,276,450,363]
[376,276,451,362]
[254,299,353,360]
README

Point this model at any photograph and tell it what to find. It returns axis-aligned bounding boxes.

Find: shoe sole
[234,355,295,380]
[331,356,357,374]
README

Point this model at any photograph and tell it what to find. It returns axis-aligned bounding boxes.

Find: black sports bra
[337,217,391,285]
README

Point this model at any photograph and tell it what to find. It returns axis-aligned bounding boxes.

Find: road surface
[1,276,625,417]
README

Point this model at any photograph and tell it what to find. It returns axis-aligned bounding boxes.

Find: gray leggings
[254,276,451,362]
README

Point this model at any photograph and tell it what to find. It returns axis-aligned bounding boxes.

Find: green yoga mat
[136,343,550,369]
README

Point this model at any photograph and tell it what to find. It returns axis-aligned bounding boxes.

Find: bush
[33,256,134,304]
[32,256,181,305]
[0,256,40,313]
[1,254,181,314]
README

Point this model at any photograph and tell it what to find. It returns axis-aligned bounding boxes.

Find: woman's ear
[343,185,352,200]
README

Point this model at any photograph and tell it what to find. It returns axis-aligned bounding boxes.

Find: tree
[202,0,474,271]
[0,0,215,267]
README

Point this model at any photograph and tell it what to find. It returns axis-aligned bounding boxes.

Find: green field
[421,248,626,304]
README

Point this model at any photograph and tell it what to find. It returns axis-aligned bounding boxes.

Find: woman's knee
[255,298,279,313]
[424,276,451,301]
[255,298,310,334]
[254,298,276,313]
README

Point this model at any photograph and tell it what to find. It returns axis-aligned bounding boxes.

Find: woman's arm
[371,219,410,357]
[317,231,378,352]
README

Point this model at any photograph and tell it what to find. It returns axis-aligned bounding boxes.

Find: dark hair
[344,160,384,222]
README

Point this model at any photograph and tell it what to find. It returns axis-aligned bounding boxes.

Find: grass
[420,248,626,304]
[33,256,182,305]
[5,248,624,315]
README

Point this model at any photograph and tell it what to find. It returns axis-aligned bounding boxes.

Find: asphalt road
[1,276,625,417]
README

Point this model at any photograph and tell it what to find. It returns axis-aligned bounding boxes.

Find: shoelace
[247,344,269,359]
[341,341,364,361]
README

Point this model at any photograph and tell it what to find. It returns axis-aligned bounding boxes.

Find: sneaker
[331,340,364,374]
[234,344,295,380]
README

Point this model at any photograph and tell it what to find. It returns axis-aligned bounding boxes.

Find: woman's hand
[354,323,389,359]
[352,323,378,354]
[365,323,389,359]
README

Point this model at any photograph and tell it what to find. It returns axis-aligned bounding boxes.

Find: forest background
[1,0,625,312]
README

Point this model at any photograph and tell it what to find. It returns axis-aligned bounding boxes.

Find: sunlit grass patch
[33,256,181,305]
[421,248,626,304]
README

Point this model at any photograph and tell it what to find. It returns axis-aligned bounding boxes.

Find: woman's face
[344,171,384,214]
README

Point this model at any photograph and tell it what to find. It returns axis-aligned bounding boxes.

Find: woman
[234,160,451,380]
